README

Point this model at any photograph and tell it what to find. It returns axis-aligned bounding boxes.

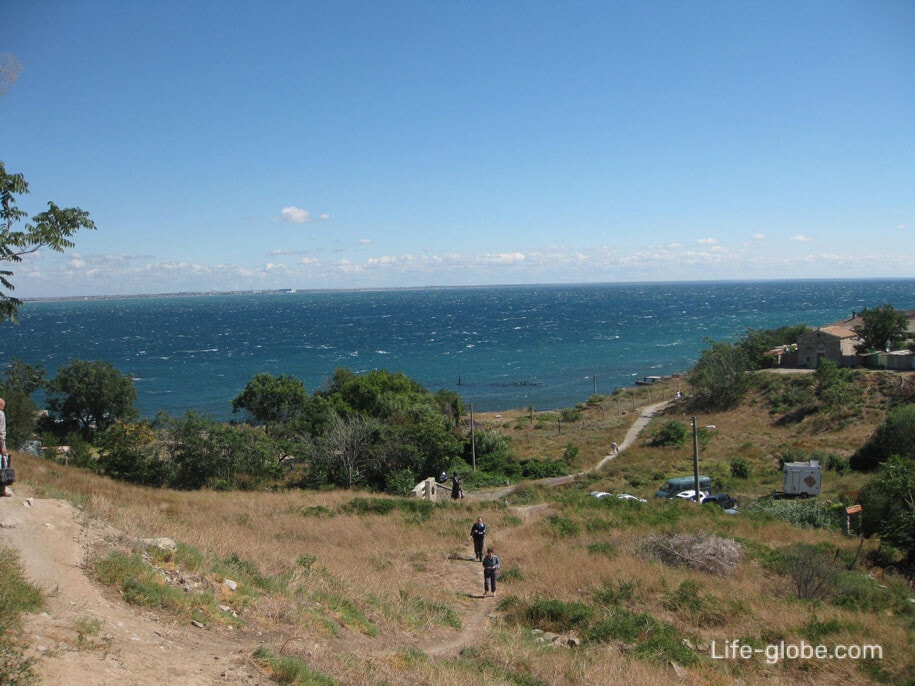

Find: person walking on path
[468,516,486,561]
[0,397,7,469]
[482,547,500,597]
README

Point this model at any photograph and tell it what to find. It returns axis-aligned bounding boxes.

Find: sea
[2,280,914,421]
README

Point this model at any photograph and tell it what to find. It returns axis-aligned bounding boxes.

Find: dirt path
[0,488,265,685]
[0,400,668,683]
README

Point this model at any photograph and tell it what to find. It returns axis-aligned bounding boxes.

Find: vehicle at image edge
[654,475,712,498]
[589,491,648,503]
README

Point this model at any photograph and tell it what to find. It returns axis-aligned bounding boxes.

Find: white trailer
[782,460,822,498]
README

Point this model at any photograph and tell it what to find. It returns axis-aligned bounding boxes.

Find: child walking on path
[482,547,500,597]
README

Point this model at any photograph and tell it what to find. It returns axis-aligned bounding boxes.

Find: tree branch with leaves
[1,161,96,322]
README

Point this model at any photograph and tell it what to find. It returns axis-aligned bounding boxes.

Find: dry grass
[12,373,915,685]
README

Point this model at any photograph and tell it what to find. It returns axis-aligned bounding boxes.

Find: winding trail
[514,399,672,490]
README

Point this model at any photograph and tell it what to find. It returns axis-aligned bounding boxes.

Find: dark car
[701,493,737,510]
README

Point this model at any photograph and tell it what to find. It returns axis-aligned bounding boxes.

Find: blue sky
[2,0,913,297]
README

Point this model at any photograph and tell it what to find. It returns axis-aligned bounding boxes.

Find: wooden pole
[470,403,476,472]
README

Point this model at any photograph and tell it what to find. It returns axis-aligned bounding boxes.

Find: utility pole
[470,403,476,472]
[692,416,700,502]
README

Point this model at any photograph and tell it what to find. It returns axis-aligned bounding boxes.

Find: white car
[589,491,647,503]
[673,490,709,501]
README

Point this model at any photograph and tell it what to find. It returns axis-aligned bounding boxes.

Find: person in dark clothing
[482,547,500,597]
[468,516,486,561]
[451,473,462,500]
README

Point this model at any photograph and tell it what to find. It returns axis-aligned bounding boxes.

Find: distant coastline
[21,276,914,304]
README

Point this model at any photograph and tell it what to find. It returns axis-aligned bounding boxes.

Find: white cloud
[752,233,766,240]
[359,238,372,245]
[697,238,718,245]
[280,206,311,224]
[479,252,526,264]
[790,234,812,242]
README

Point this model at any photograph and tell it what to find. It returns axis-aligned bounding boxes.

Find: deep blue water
[2,280,913,420]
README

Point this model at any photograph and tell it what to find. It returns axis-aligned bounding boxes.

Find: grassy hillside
[8,371,915,685]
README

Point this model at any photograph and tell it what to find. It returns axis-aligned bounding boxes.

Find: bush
[730,456,752,479]
[650,420,689,447]
[586,609,698,666]
[823,452,848,474]
[0,547,43,686]
[775,543,840,600]
[522,598,593,633]
[663,580,728,627]
[746,497,844,530]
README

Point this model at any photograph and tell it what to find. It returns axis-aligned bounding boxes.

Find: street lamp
[691,417,716,502]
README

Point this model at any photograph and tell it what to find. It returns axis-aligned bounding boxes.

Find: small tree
[0,359,45,448]
[650,420,689,448]
[231,372,309,434]
[853,304,910,353]
[858,457,915,566]
[45,360,137,439]
[687,340,749,410]
[850,403,915,471]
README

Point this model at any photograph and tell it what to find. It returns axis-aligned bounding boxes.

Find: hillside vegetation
[3,369,914,685]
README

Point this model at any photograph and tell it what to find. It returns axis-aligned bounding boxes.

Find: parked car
[589,491,647,503]
[701,493,738,510]
[673,490,709,501]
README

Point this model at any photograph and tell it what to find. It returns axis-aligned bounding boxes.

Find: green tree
[853,304,910,353]
[738,324,810,369]
[858,457,915,565]
[687,340,749,410]
[850,403,915,471]
[231,373,309,434]
[650,420,689,448]
[1,162,96,322]
[97,419,168,485]
[45,360,137,439]
[433,388,465,429]
[0,359,45,449]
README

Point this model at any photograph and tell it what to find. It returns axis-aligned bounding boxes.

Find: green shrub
[546,515,580,537]
[800,614,845,642]
[746,498,843,530]
[498,566,524,583]
[730,456,752,479]
[586,542,617,558]
[662,580,727,627]
[593,580,637,606]
[523,598,593,633]
[650,420,689,447]
[586,609,698,666]
[824,453,848,474]
[520,458,570,479]
[252,647,337,685]
[0,547,43,686]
